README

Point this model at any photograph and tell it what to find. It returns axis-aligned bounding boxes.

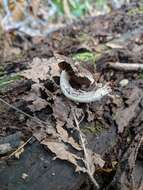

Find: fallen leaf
[53,97,70,122]
[28,97,48,111]
[41,139,85,172]
[8,0,26,22]
[116,87,142,133]
[85,149,105,175]
[30,0,41,18]
[23,83,44,102]
[56,123,81,151]
[21,57,60,83]
[56,54,95,87]
[108,132,143,189]
[86,109,95,122]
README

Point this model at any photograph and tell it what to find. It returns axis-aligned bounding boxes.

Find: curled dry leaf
[57,54,95,87]
[53,96,84,129]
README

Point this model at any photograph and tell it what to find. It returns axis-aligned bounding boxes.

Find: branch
[108,62,143,71]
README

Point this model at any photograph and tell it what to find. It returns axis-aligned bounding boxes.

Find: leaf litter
[0,2,143,189]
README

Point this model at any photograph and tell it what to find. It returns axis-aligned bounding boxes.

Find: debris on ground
[0,1,143,190]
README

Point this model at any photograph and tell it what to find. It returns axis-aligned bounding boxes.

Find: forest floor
[0,2,143,190]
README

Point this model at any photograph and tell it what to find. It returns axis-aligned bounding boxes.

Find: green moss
[81,121,104,135]
[72,52,101,62]
[112,112,117,120]
[15,51,24,59]
[0,74,22,89]
[128,6,143,15]
[0,66,4,71]
[138,72,143,79]
[78,33,92,43]
[0,102,7,112]
[0,66,5,77]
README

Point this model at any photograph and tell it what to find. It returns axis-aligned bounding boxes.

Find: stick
[0,97,49,127]
[8,136,33,158]
[108,62,143,71]
[73,111,99,189]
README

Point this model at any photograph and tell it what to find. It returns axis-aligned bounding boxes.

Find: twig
[8,136,33,158]
[108,62,143,71]
[63,0,72,19]
[0,97,49,127]
[73,111,99,189]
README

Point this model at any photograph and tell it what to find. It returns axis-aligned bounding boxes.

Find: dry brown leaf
[7,0,26,22]
[83,149,105,175]
[86,109,95,122]
[53,97,70,122]
[21,57,60,83]
[26,118,58,141]
[30,0,41,18]
[33,130,47,142]
[92,153,105,168]
[0,0,2,8]
[28,97,48,111]
[23,83,44,101]
[50,61,61,78]
[56,123,81,151]
[41,139,85,172]
[116,87,142,133]
[57,54,95,87]
[22,83,47,112]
